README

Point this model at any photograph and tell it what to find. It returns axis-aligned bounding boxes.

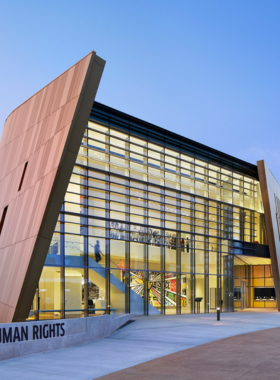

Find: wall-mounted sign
[0,322,65,344]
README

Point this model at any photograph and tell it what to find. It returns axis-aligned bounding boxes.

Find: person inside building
[186,238,190,253]
[94,240,102,263]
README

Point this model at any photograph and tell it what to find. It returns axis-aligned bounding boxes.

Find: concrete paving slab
[0,311,280,379]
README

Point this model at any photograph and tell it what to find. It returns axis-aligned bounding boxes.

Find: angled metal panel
[0,52,105,322]
[257,160,280,310]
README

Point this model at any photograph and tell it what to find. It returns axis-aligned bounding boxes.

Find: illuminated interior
[28,106,272,320]
[234,256,276,310]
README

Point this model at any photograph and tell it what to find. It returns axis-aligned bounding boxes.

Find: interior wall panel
[0,52,105,322]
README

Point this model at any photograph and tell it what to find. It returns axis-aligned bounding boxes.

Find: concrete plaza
[0,310,280,379]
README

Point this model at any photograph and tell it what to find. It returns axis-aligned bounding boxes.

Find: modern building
[0,52,280,323]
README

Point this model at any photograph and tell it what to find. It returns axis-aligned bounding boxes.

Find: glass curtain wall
[29,119,264,319]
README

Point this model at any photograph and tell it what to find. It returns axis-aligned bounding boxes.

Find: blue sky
[1,1,279,180]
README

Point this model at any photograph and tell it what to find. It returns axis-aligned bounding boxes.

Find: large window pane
[130,271,145,315]
[88,238,107,268]
[130,242,146,270]
[110,240,126,269]
[149,245,162,271]
[46,233,61,265]
[148,272,163,314]
[165,273,177,315]
[65,268,85,318]
[65,234,84,266]
[88,268,107,315]
[110,269,125,314]
[195,274,204,313]
[181,273,193,314]
[165,247,176,272]
[39,266,63,320]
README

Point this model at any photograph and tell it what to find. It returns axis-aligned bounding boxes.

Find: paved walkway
[0,310,280,380]
[98,326,280,380]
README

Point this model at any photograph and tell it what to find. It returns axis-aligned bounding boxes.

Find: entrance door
[241,280,247,310]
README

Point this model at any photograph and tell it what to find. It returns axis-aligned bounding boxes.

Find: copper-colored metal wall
[0,52,105,322]
[257,160,280,311]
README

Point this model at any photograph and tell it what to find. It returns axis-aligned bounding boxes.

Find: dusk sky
[1,1,279,180]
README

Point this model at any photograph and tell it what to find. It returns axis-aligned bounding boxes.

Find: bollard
[217,307,220,321]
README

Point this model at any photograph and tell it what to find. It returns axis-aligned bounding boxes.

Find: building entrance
[234,255,276,311]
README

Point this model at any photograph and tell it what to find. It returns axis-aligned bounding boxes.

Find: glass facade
[29,104,269,320]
